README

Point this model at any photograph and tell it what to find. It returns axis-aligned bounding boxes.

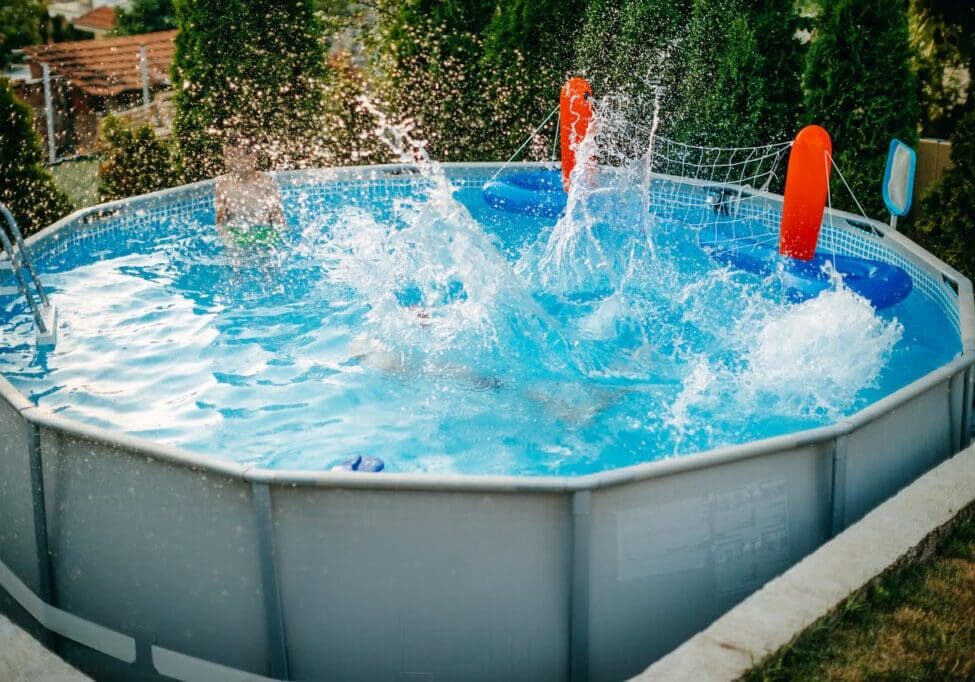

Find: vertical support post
[570,490,591,682]
[139,45,151,108]
[41,64,57,163]
[829,436,848,537]
[949,374,963,455]
[252,483,289,680]
[27,423,57,649]
[963,367,973,450]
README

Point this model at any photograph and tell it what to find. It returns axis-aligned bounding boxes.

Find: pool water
[0,169,961,475]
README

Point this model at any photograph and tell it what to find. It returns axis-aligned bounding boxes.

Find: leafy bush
[317,53,392,166]
[669,0,803,148]
[0,0,42,70]
[574,0,690,125]
[479,0,585,160]
[172,0,330,179]
[97,116,179,201]
[804,0,919,217]
[115,0,176,36]
[369,0,496,161]
[0,78,70,235]
[909,108,975,277]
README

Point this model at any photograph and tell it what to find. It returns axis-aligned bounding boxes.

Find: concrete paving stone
[0,613,90,681]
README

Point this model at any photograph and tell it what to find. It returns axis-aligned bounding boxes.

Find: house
[73,6,119,38]
[19,30,176,157]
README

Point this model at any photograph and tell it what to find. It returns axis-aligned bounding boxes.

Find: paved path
[0,613,89,681]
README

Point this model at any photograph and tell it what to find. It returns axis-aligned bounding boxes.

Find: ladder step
[36,304,58,347]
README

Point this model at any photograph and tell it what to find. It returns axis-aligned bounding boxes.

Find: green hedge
[172,0,330,180]
[804,0,919,217]
[909,108,975,278]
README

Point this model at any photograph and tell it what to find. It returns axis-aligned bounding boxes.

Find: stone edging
[634,445,975,681]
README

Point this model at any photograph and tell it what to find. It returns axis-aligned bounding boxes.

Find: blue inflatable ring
[482,170,567,217]
[703,238,913,309]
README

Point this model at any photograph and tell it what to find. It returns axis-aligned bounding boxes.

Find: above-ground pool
[0,165,962,476]
[1,162,973,681]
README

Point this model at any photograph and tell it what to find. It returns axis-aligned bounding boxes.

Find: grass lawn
[746,505,975,681]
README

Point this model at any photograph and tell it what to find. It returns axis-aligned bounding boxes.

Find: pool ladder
[0,202,57,347]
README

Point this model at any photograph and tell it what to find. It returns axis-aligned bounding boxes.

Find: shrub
[97,116,179,201]
[669,0,803,148]
[318,53,392,166]
[479,0,585,160]
[115,0,176,36]
[909,108,975,277]
[171,0,330,180]
[575,0,690,124]
[369,0,496,161]
[0,78,70,235]
[804,0,919,217]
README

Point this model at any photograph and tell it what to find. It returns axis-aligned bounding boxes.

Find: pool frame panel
[1,162,973,681]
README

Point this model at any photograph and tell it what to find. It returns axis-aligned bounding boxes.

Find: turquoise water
[0,171,961,475]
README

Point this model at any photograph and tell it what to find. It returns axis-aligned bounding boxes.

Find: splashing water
[0,95,943,475]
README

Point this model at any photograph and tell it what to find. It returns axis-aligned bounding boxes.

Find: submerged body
[214,133,285,248]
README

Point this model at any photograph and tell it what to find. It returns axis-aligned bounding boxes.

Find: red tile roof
[73,6,118,32]
[22,30,175,97]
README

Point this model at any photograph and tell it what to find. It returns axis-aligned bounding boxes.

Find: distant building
[48,0,130,23]
[18,30,175,158]
[73,6,119,38]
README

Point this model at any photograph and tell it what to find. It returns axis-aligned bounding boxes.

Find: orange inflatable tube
[779,125,833,261]
[560,77,594,191]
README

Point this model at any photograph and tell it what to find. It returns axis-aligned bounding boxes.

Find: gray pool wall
[1,163,973,682]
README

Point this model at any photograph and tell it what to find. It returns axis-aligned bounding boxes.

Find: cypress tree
[804,0,919,216]
[574,0,690,122]
[669,0,802,148]
[0,78,70,235]
[370,0,496,161]
[479,0,586,160]
[171,0,330,180]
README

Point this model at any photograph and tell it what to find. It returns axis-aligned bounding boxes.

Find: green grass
[746,505,975,681]
[49,157,101,211]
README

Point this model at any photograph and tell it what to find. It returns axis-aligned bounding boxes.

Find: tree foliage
[370,0,496,160]
[478,0,585,160]
[575,0,690,124]
[115,0,176,36]
[909,109,975,277]
[669,0,803,147]
[804,0,919,217]
[909,0,973,138]
[0,78,70,235]
[172,0,330,180]
[0,0,43,69]
[318,52,392,166]
[97,117,179,201]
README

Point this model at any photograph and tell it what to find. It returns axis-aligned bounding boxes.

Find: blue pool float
[702,238,913,309]
[482,170,567,217]
[331,455,385,472]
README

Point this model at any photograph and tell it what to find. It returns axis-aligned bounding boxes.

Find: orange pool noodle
[779,125,833,261]
[560,77,594,191]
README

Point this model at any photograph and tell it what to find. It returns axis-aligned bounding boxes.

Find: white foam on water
[736,286,903,417]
